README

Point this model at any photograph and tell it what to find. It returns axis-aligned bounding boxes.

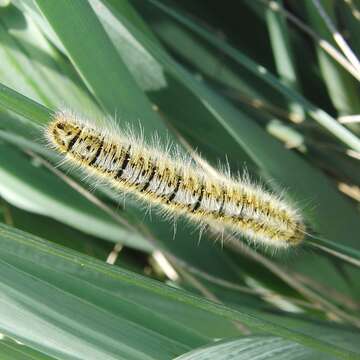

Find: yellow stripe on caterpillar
[45,110,305,248]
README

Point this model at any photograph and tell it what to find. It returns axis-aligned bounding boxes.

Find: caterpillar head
[47,117,82,153]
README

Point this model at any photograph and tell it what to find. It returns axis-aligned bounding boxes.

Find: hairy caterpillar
[45,111,305,249]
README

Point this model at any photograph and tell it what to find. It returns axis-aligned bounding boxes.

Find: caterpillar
[45,111,305,249]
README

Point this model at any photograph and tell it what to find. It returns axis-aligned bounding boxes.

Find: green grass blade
[304,0,360,115]
[0,82,51,125]
[265,0,305,119]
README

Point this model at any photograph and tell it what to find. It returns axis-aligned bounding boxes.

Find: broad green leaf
[175,336,331,360]
[4,204,113,261]
[0,141,152,251]
[0,223,359,360]
[0,4,101,115]
[13,0,165,93]
[88,0,166,92]
[0,335,54,360]
[35,0,167,137]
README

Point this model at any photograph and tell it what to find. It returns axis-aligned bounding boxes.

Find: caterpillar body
[46,111,305,249]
